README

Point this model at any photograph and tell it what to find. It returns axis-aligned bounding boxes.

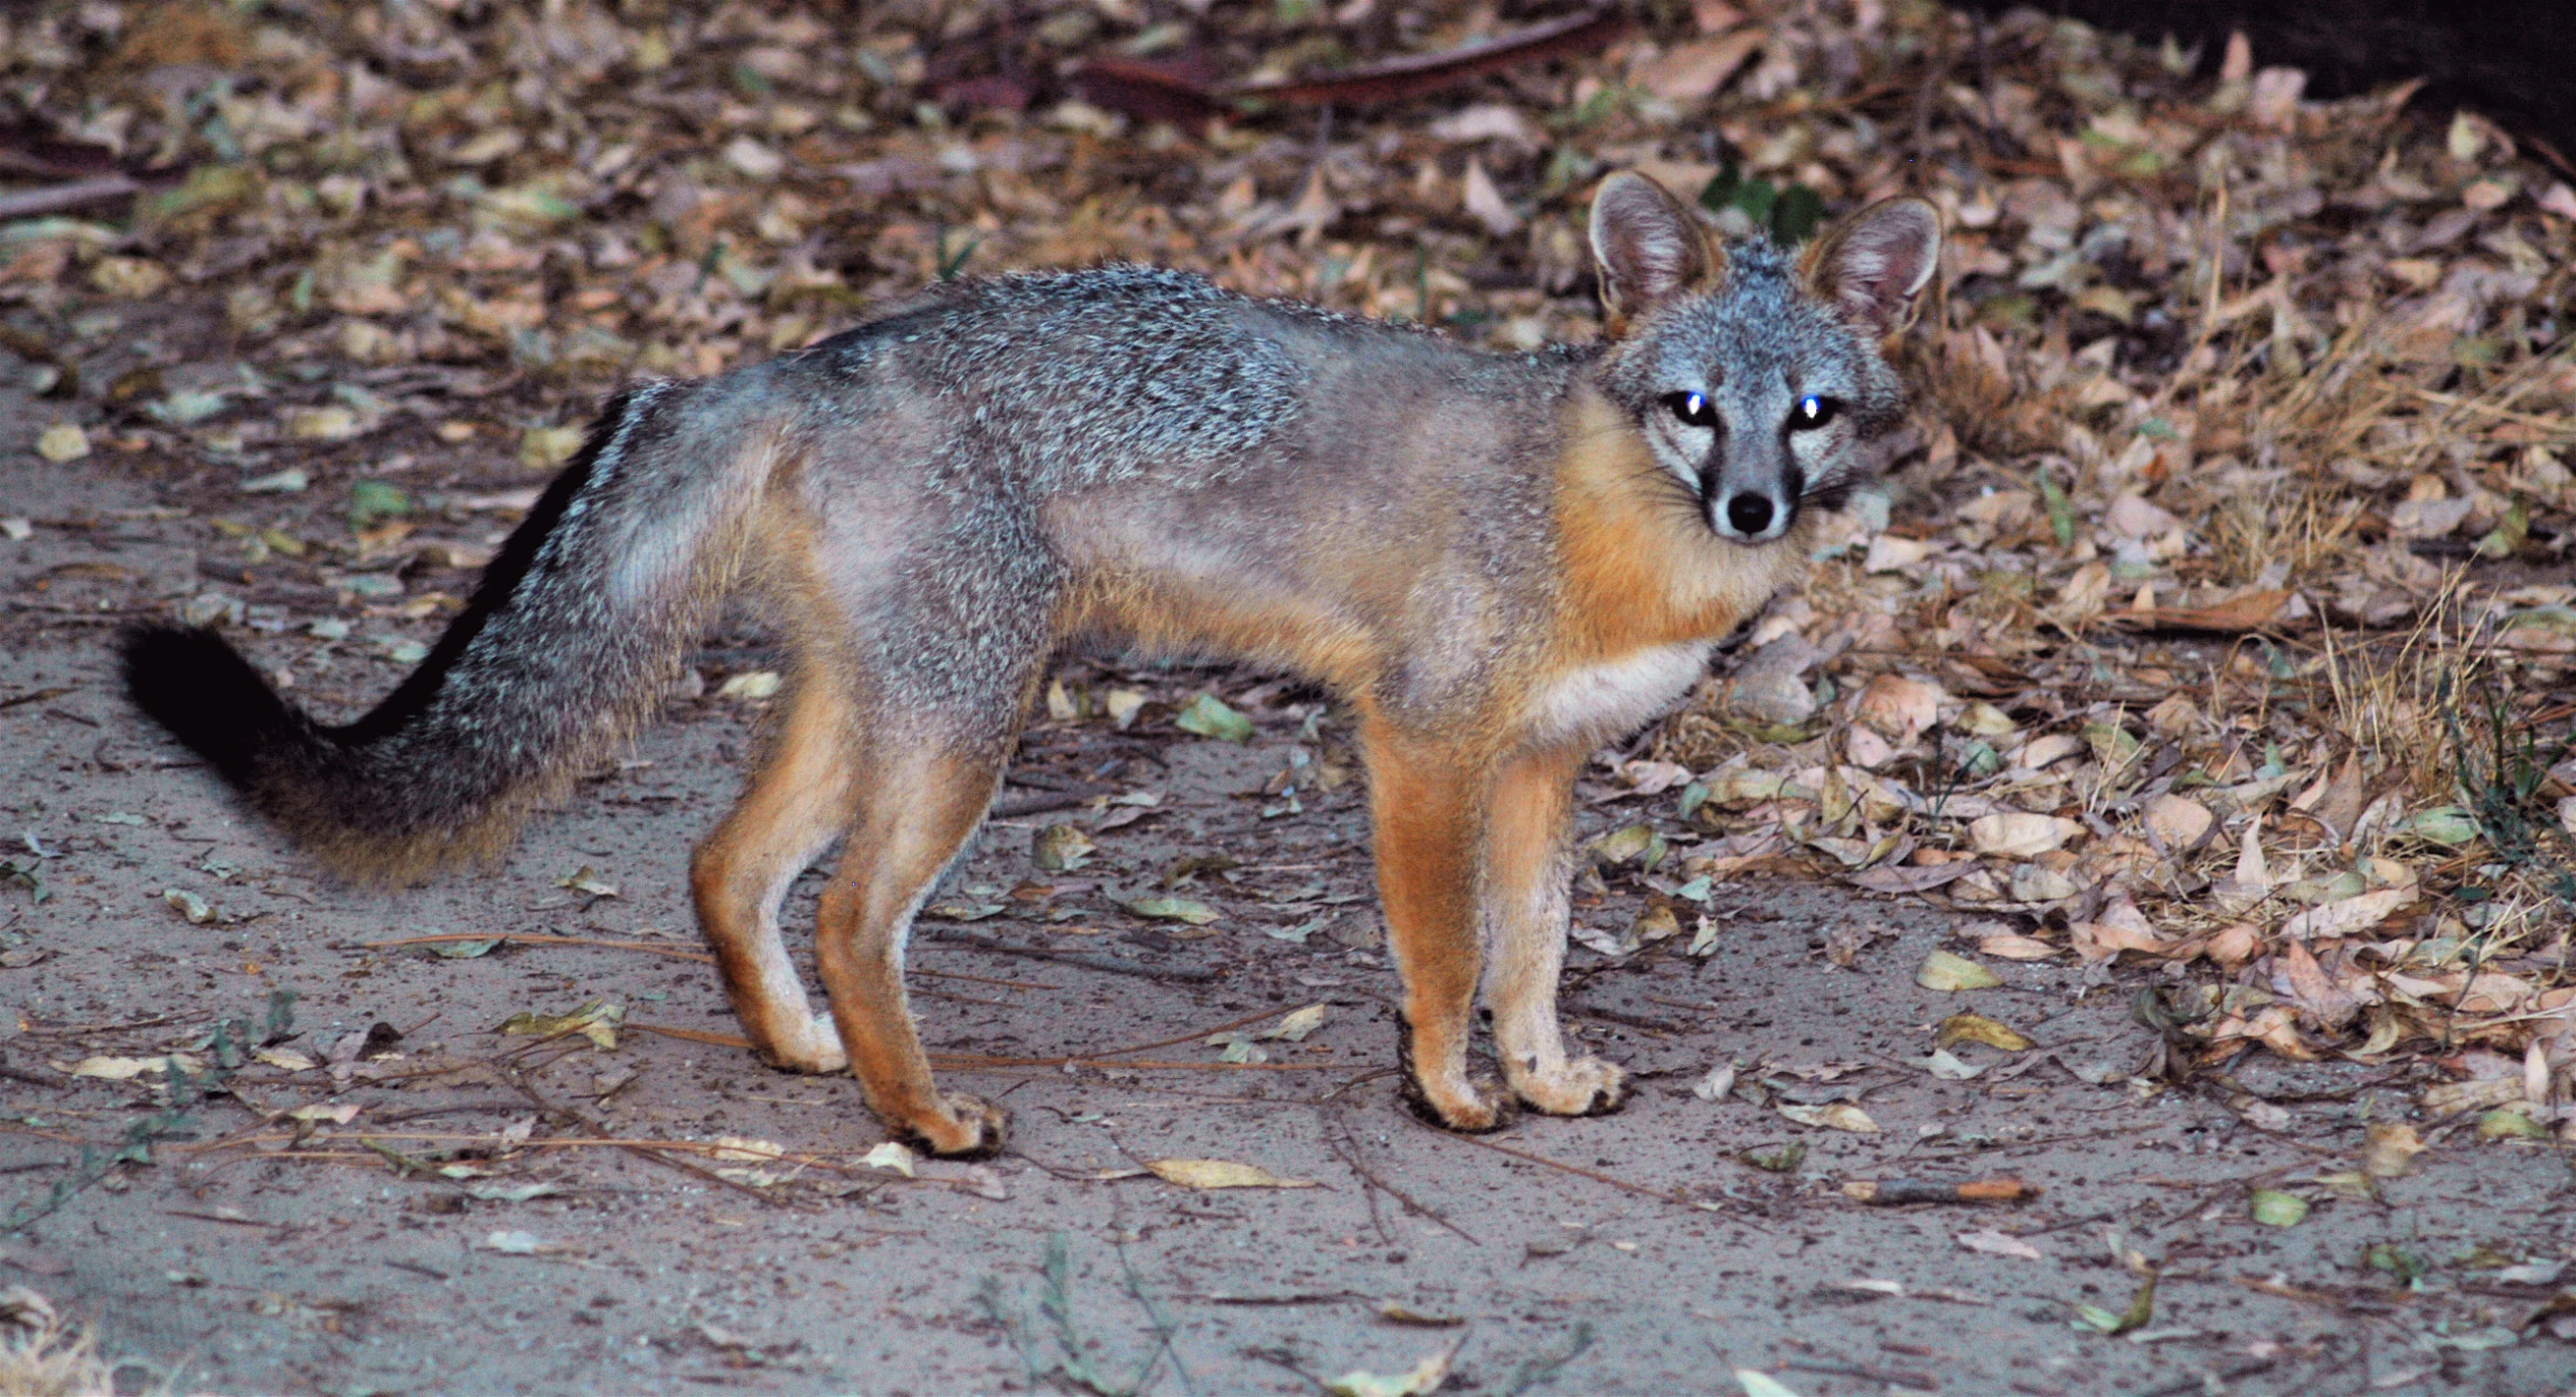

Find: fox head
[1587,171,1940,545]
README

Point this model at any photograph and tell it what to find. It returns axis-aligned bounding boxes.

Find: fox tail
[123,375,789,881]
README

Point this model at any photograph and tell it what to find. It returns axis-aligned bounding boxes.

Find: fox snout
[1703,451,1799,544]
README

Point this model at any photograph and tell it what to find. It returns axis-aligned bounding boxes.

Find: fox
[122,171,1938,1156]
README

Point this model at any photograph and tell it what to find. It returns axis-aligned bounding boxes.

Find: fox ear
[1804,197,1941,335]
[1588,172,1712,326]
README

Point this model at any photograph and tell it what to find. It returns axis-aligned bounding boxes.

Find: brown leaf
[1635,30,1764,105]
[1227,8,1629,107]
[2099,588,2292,633]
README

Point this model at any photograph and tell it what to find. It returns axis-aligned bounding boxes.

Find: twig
[2127,1359,2277,1397]
[0,175,139,220]
[360,931,714,963]
[930,928,1219,983]
[500,1068,790,1209]
[1399,1112,1683,1207]
[623,1021,1342,1069]
[1323,1104,1479,1245]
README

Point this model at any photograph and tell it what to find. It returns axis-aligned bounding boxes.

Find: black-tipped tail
[120,623,328,789]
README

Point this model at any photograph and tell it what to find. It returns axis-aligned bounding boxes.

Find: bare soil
[5,428,2574,1396]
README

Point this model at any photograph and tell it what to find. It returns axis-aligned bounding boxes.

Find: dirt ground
[3,390,2574,1397]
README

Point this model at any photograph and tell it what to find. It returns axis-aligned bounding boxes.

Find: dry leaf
[1460,158,1522,238]
[1967,812,2080,859]
[1778,1102,1879,1132]
[1955,1229,2044,1261]
[1854,674,1942,740]
[2280,887,2413,941]
[1938,1013,2034,1052]
[1636,30,1764,104]
[1145,1159,1316,1189]
[1917,949,2002,991]
[2361,1122,2426,1179]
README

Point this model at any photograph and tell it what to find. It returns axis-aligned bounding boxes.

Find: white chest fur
[1526,642,1713,747]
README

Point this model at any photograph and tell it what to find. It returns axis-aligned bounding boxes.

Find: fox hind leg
[1482,744,1626,1116]
[813,732,1012,1156]
[691,672,862,1074]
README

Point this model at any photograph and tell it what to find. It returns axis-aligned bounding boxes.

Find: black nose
[1725,492,1776,536]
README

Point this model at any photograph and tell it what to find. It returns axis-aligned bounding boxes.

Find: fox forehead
[1649,258,1870,401]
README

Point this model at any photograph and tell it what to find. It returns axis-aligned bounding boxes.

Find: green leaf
[2249,1189,2309,1227]
[1173,694,1254,743]
[1770,185,1824,245]
[1122,894,1219,926]
[2037,464,2075,546]
[348,479,412,527]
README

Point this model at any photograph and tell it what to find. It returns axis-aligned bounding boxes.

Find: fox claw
[1511,1056,1627,1117]
[904,1093,1009,1158]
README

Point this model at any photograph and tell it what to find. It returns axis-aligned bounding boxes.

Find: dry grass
[0,1289,114,1397]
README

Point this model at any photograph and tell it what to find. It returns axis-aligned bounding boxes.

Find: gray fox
[124,172,1939,1155]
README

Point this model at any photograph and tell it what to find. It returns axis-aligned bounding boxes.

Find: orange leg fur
[1363,720,1510,1131]
[1481,744,1626,1115]
[811,741,1009,1157]
[690,675,860,1074]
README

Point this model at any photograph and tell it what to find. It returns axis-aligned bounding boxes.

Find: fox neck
[1545,384,1807,665]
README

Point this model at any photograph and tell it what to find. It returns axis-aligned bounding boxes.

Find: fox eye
[1664,392,1719,430]
[1788,395,1842,431]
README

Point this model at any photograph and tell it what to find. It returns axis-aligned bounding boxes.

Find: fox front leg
[1480,744,1626,1116]
[1363,722,1514,1132]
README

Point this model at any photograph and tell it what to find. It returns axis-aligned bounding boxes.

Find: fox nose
[1724,492,1777,537]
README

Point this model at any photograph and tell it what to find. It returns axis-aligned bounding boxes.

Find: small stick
[502,1069,789,1208]
[362,932,713,963]
[1841,1176,2042,1206]
[930,928,1219,983]
[1324,1105,1478,1246]
[1400,1112,1681,1206]
[623,1021,1340,1069]
[0,176,138,220]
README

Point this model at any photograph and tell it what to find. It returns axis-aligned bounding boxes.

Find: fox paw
[761,1015,849,1075]
[903,1093,1010,1159]
[1399,1074,1518,1134]
[1510,1055,1627,1116]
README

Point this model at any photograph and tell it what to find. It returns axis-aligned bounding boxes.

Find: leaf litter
[8,0,2576,1380]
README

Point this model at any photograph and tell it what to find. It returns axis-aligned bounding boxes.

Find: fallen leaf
[2279,887,2413,941]
[495,1000,623,1050]
[1778,1102,1878,1133]
[1937,1012,2034,1052]
[1854,674,1943,740]
[1460,157,1522,238]
[34,422,92,461]
[2362,1122,2426,1179]
[1733,1370,1804,1397]
[1955,1228,2044,1261]
[1123,894,1219,926]
[1031,823,1095,871]
[287,1103,361,1124]
[1917,949,2002,992]
[1324,1334,1464,1397]
[1145,1158,1315,1189]
[1693,1062,1738,1102]
[1978,932,2060,960]
[1967,812,2080,859]
[1265,1004,1328,1041]
[555,866,620,899]
[163,888,214,924]
[1173,694,1253,743]
[2142,793,2213,850]
[1637,30,1764,104]
[2248,1190,2309,1227]
[860,1141,917,1178]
